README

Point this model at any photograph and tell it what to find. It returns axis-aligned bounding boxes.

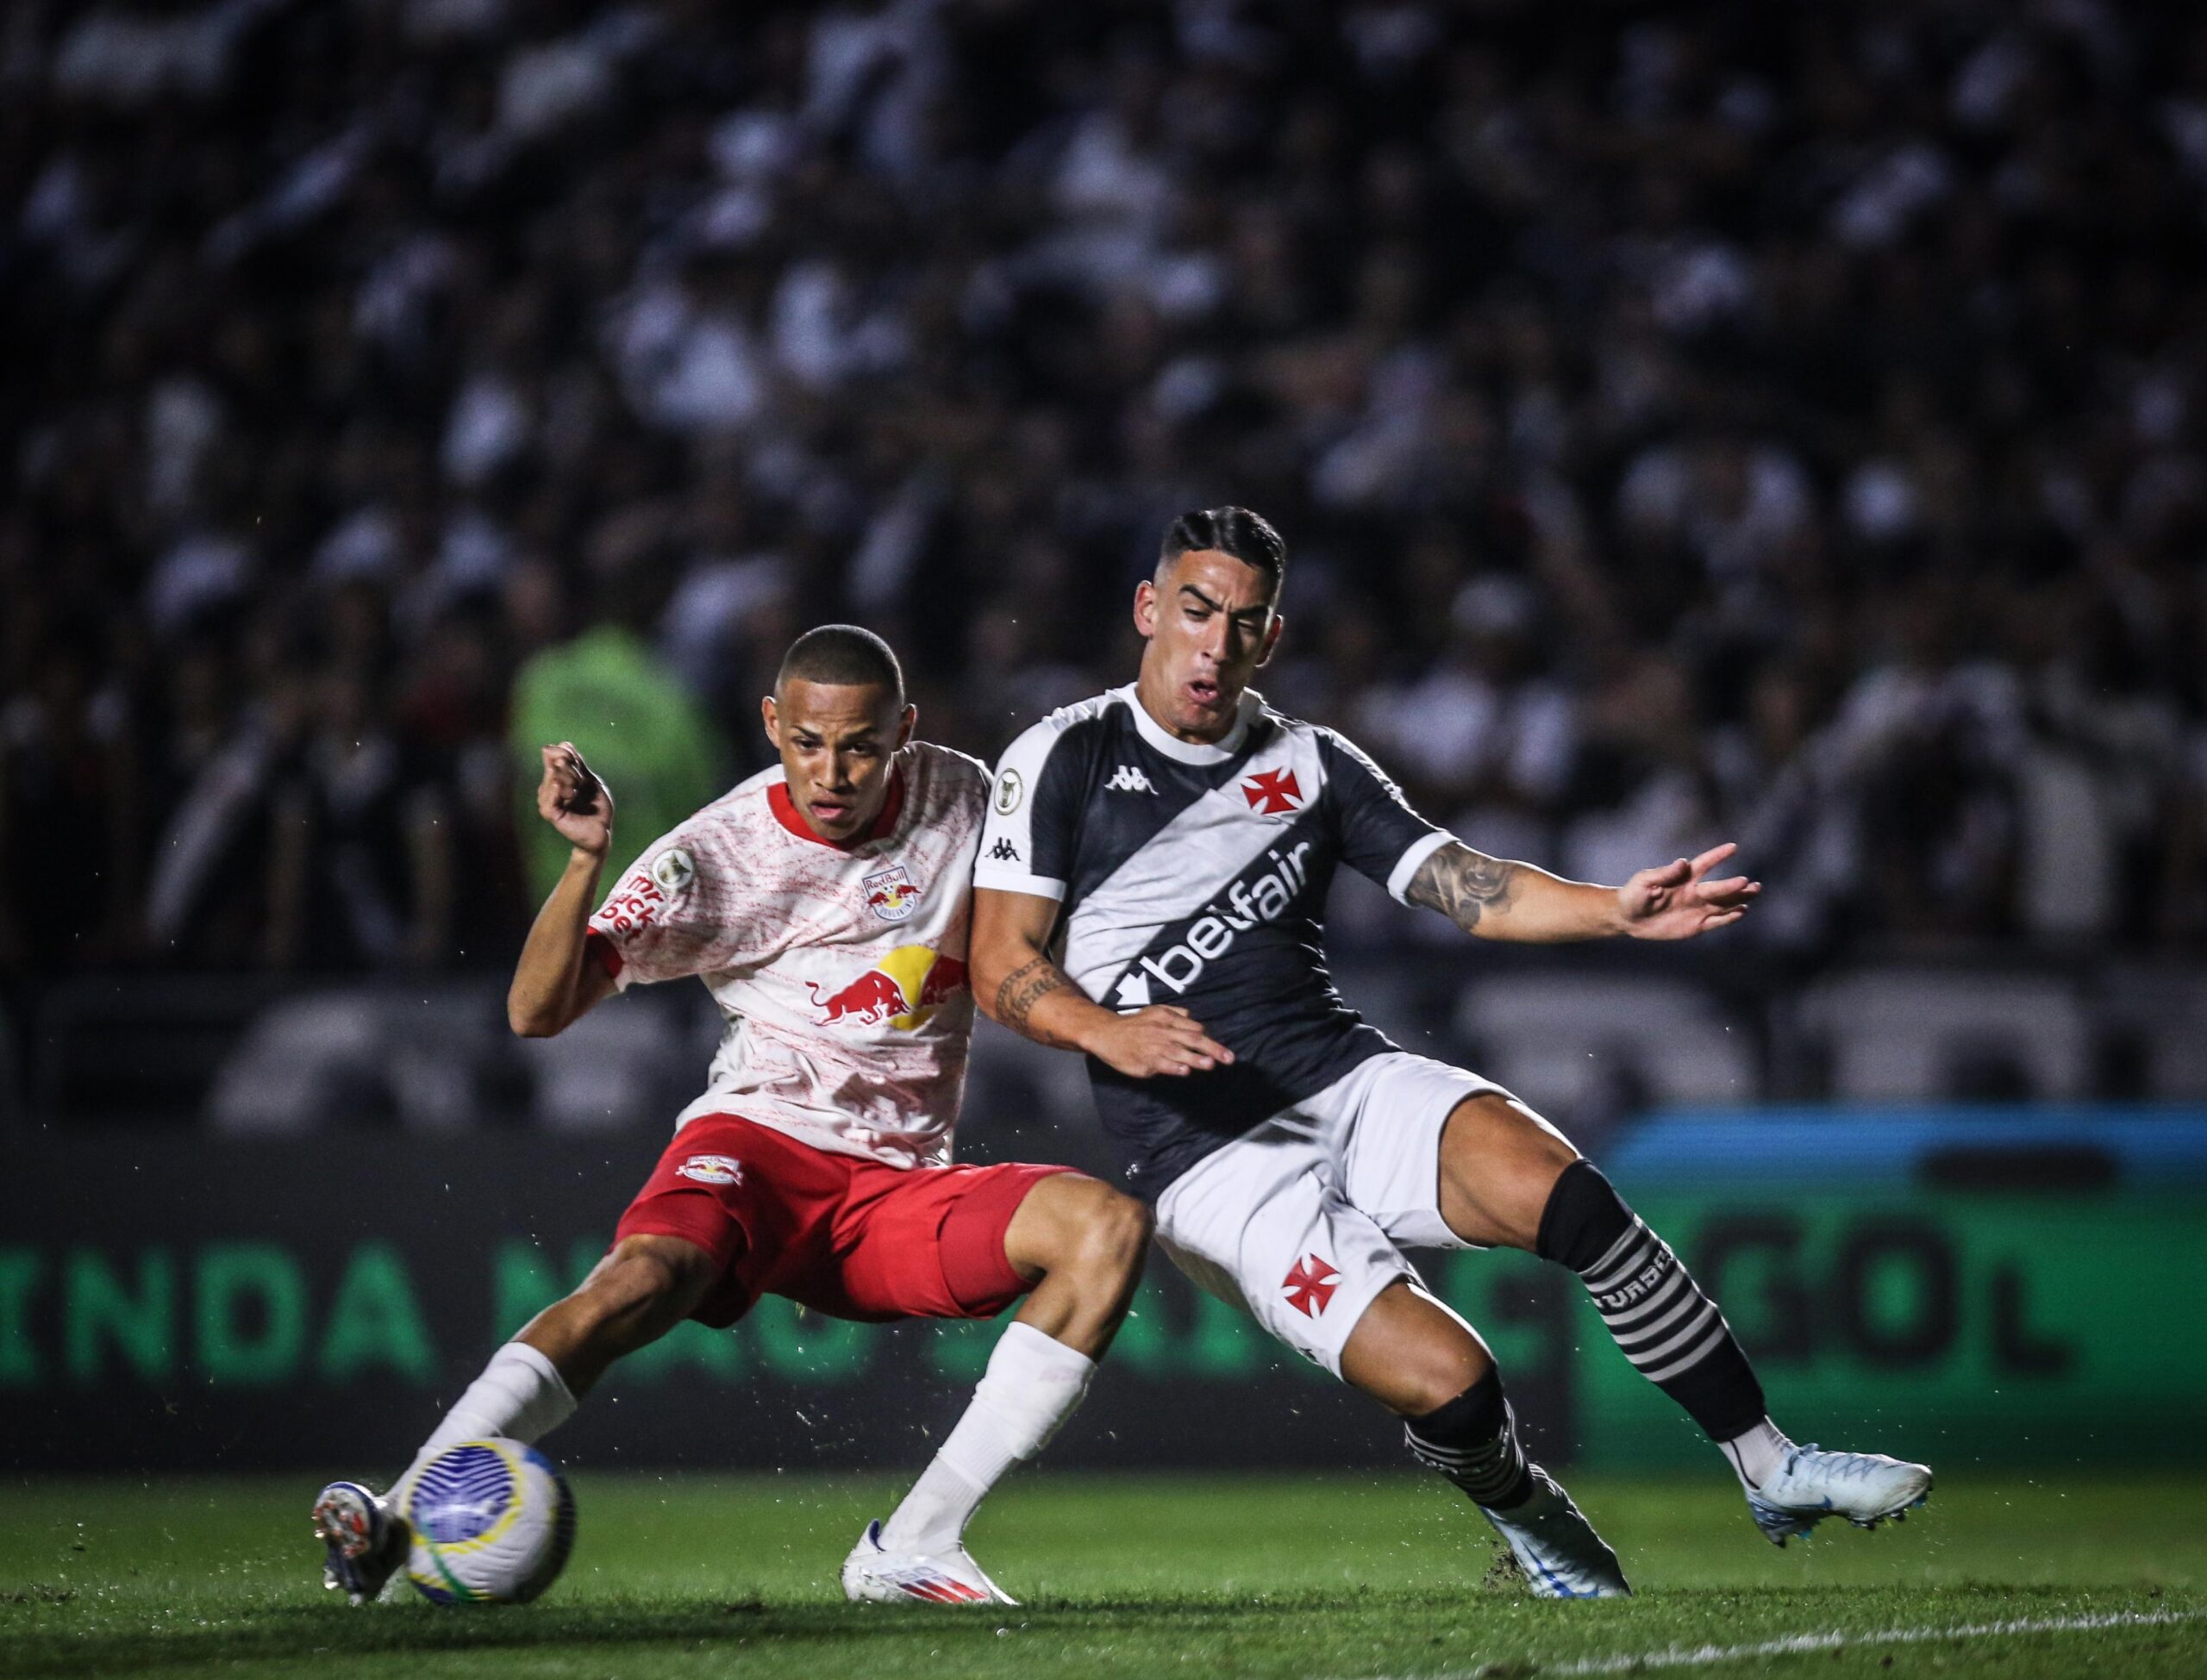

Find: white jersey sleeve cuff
[972,866,1066,901]
[1385,830,1454,904]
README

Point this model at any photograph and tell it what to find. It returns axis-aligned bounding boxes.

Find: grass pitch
[2,1471,2201,1679]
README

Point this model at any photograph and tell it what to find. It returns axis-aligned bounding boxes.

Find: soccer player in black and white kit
[967,508,1931,1597]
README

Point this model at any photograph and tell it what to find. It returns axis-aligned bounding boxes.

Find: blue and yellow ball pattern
[401,1439,576,1605]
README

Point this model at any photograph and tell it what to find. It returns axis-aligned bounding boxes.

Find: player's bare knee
[1073,1187,1154,1288]
[1394,1335,1493,1417]
[1022,1176,1152,1292]
[1442,1093,1579,1250]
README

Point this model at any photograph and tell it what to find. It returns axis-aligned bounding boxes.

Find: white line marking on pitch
[1345,1607,2207,1679]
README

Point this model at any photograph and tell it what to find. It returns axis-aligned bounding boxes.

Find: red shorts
[613,1114,1077,1327]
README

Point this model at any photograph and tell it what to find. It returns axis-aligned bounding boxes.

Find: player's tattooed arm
[972,886,1235,1077]
[1409,838,1760,942]
[993,955,1081,1048]
[1406,840,1660,942]
[1406,842,1522,935]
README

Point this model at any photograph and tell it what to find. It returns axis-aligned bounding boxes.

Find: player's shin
[1404,1368,1533,1510]
[397,1341,578,1497]
[878,1322,1094,1555]
[1535,1159,1780,1480]
[1410,1368,1630,1597]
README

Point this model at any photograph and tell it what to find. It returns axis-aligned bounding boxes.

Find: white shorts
[1152,1051,1504,1377]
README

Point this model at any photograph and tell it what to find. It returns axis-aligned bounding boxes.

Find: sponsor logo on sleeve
[987,837,1020,862]
[595,871,666,934]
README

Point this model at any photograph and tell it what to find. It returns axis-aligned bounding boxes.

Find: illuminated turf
[3,1472,2202,1677]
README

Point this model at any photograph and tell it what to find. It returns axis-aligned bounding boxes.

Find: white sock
[1721,1416,1794,1491]
[878,1322,1095,1554]
[397,1342,577,1497]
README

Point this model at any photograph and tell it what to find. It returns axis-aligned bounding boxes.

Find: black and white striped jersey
[976,684,1452,1196]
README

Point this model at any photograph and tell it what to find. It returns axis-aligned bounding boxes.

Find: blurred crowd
[7,0,2207,1021]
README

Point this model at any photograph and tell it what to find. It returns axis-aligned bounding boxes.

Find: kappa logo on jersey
[675,1153,744,1185]
[863,863,922,922]
[1104,765,1155,794]
[1282,1253,1341,1317]
[1241,767,1304,815]
[987,837,1019,862]
[808,946,969,1030]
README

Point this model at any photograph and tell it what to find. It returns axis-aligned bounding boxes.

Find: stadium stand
[5,0,2206,1126]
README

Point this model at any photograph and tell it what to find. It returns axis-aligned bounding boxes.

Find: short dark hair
[777,624,905,707]
[1159,506,1286,598]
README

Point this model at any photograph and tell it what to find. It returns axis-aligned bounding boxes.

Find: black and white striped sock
[1539,1161,1767,1443]
[1579,1219,1735,1385]
[1404,1371,1534,1511]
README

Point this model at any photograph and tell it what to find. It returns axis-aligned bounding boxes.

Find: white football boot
[841,1519,1017,1606]
[312,1480,409,1605]
[1746,1444,1934,1545]
[1479,1465,1632,1599]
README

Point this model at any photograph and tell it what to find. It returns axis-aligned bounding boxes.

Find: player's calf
[514,1233,717,1394]
[1535,1161,1937,1539]
[1001,1171,1154,1357]
[1537,1163,1772,1456]
[854,1175,1141,1600]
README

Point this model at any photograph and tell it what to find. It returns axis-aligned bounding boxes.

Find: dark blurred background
[3,0,2205,1474]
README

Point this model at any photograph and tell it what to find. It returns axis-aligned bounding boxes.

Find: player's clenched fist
[1089,1005,1235,1079]
[536,742,614,858]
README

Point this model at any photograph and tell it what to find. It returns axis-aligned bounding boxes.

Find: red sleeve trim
[585,929,624,979]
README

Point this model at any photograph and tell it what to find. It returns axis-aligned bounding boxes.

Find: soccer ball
[399,1438,576,1605]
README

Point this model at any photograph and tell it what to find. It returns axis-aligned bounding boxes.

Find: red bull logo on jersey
[808,946,968,1030]
[675,1153,744,1186]
[863,864,922,923]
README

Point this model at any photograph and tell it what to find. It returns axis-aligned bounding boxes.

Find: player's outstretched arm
[970,886,1235,1078]
[508,744,621,1037]
[1405,840,1759,943]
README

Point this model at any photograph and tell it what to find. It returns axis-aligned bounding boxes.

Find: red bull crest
[807,946,968,1031]
[863,863,922,922]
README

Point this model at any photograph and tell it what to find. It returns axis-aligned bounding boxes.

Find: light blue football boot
[1746,1444,1934,1545]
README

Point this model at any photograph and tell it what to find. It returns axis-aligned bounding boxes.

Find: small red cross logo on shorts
[1241,768,1303,814]
[1282,1253,1341,1317]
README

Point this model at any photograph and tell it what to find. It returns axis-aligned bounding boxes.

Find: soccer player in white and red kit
[313,627,1153,1608]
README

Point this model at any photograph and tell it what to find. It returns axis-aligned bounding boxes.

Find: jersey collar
[1120,683,1261,765]
[768,767,906,851]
